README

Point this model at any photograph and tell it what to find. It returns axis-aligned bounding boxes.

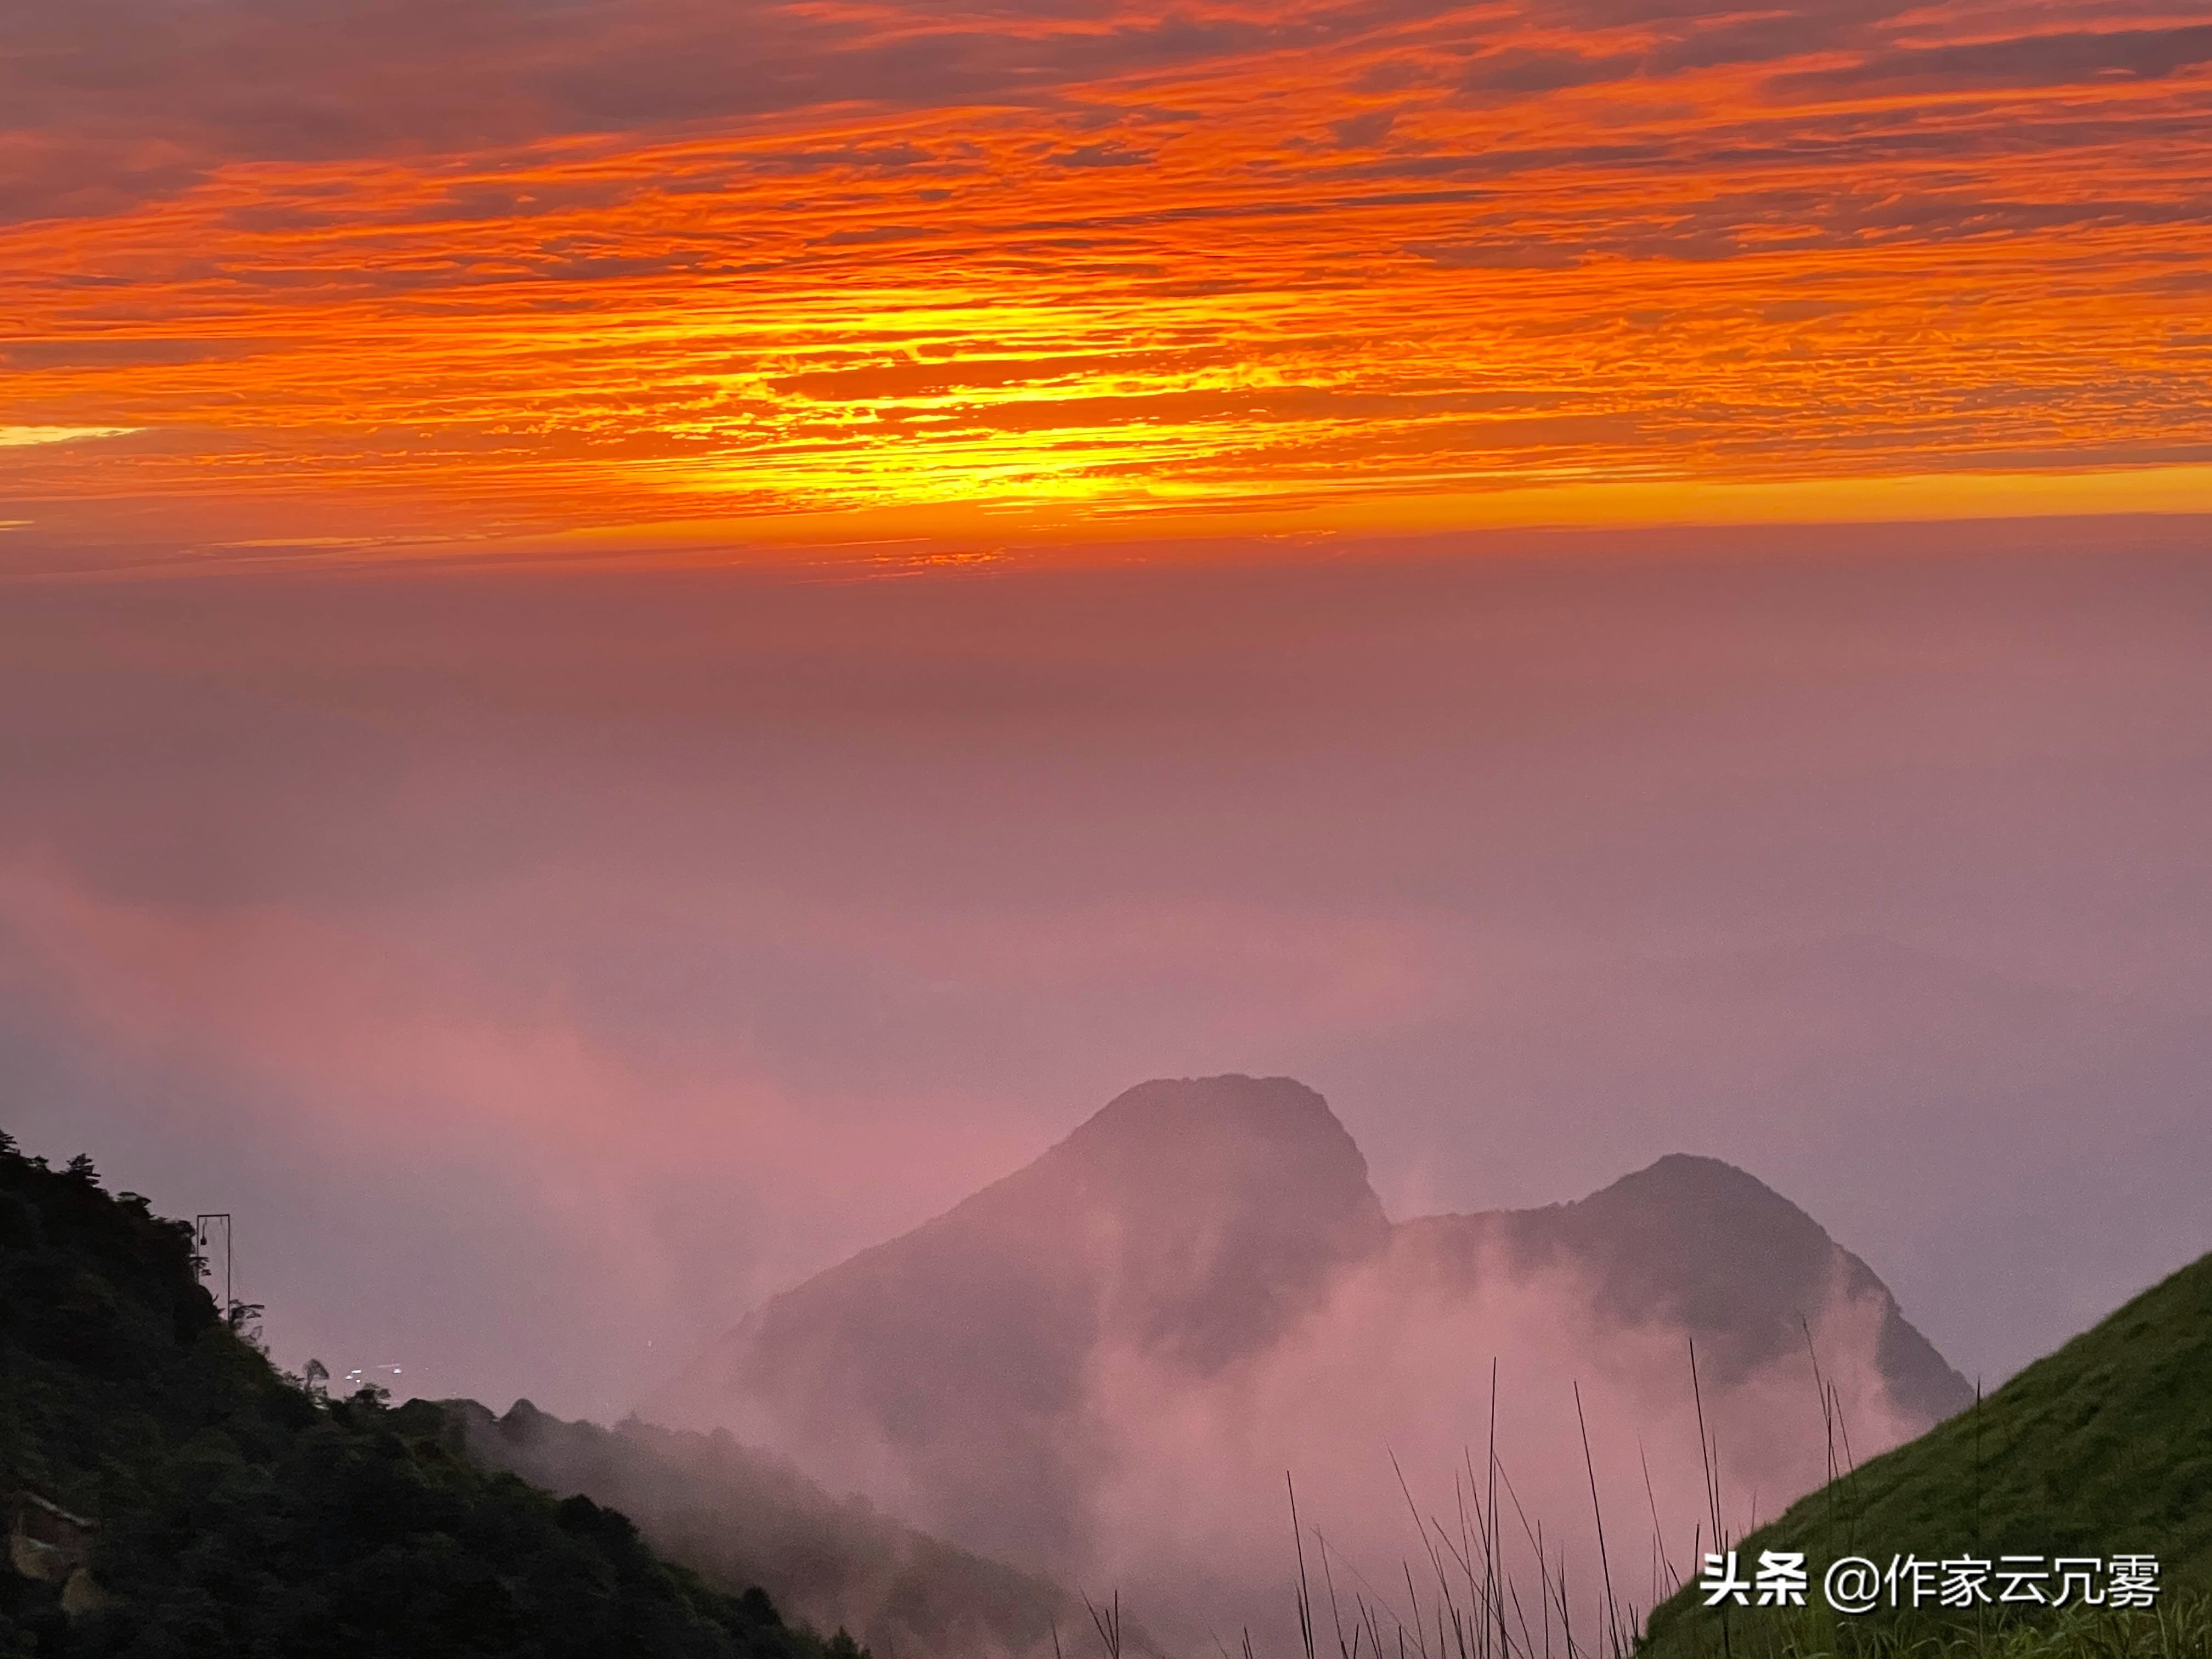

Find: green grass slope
[0,1131,863,1659]
[1641,1250,2212,1659]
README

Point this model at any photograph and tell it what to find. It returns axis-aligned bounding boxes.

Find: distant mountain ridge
[452,1400,1096,1659]
[652,1076,1973,1577]
[1404,1152,1970,1424]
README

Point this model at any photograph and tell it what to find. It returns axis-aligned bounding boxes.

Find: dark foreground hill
[1641,1249,2212,1658]
[454,1398,1103,1659]
[0,1130,860,1659]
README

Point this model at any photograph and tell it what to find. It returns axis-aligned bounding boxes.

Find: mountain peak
[654,1080,1970,1576]
[1587,1152,1825,1240]
[652,1075,1388,1564]
[1037,1074,1386,1240]
[1419,1150,1972,1419]
[1064,1073,1355,1150]
[1621,1149,1772,1186]
[1029,1074,1391,1367]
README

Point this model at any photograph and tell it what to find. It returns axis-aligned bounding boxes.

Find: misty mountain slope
[656,1075,1389,1564]
[651,1075,1970,1613]
[0,1132,848,1659]
[1400,1153,1972,1423]
[1641,1248,2212,1658]
[453,1399,1101,1659]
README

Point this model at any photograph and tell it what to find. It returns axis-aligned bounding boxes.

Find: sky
[4,524,2209,1427]
[1,0,2208,1452]
[4,0,2212,565]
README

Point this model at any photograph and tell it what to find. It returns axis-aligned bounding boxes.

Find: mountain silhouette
[657,1076,1386,1562]
[1398,1152,1971,1425]
[651,1075,1971,1575]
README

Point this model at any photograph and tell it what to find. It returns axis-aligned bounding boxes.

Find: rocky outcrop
[6,1485,103,1617]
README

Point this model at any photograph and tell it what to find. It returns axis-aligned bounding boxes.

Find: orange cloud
[3,0,2209,562]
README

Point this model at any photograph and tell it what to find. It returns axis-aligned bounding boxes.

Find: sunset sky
[5,0,2212,566]
[4,0,2210,1434]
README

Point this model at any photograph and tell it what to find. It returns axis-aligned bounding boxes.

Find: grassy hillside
[1640,1250,2212,1659]
[0,1130,862,1659]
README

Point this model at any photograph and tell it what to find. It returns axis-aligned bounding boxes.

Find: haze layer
[6,531,2208,1421]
